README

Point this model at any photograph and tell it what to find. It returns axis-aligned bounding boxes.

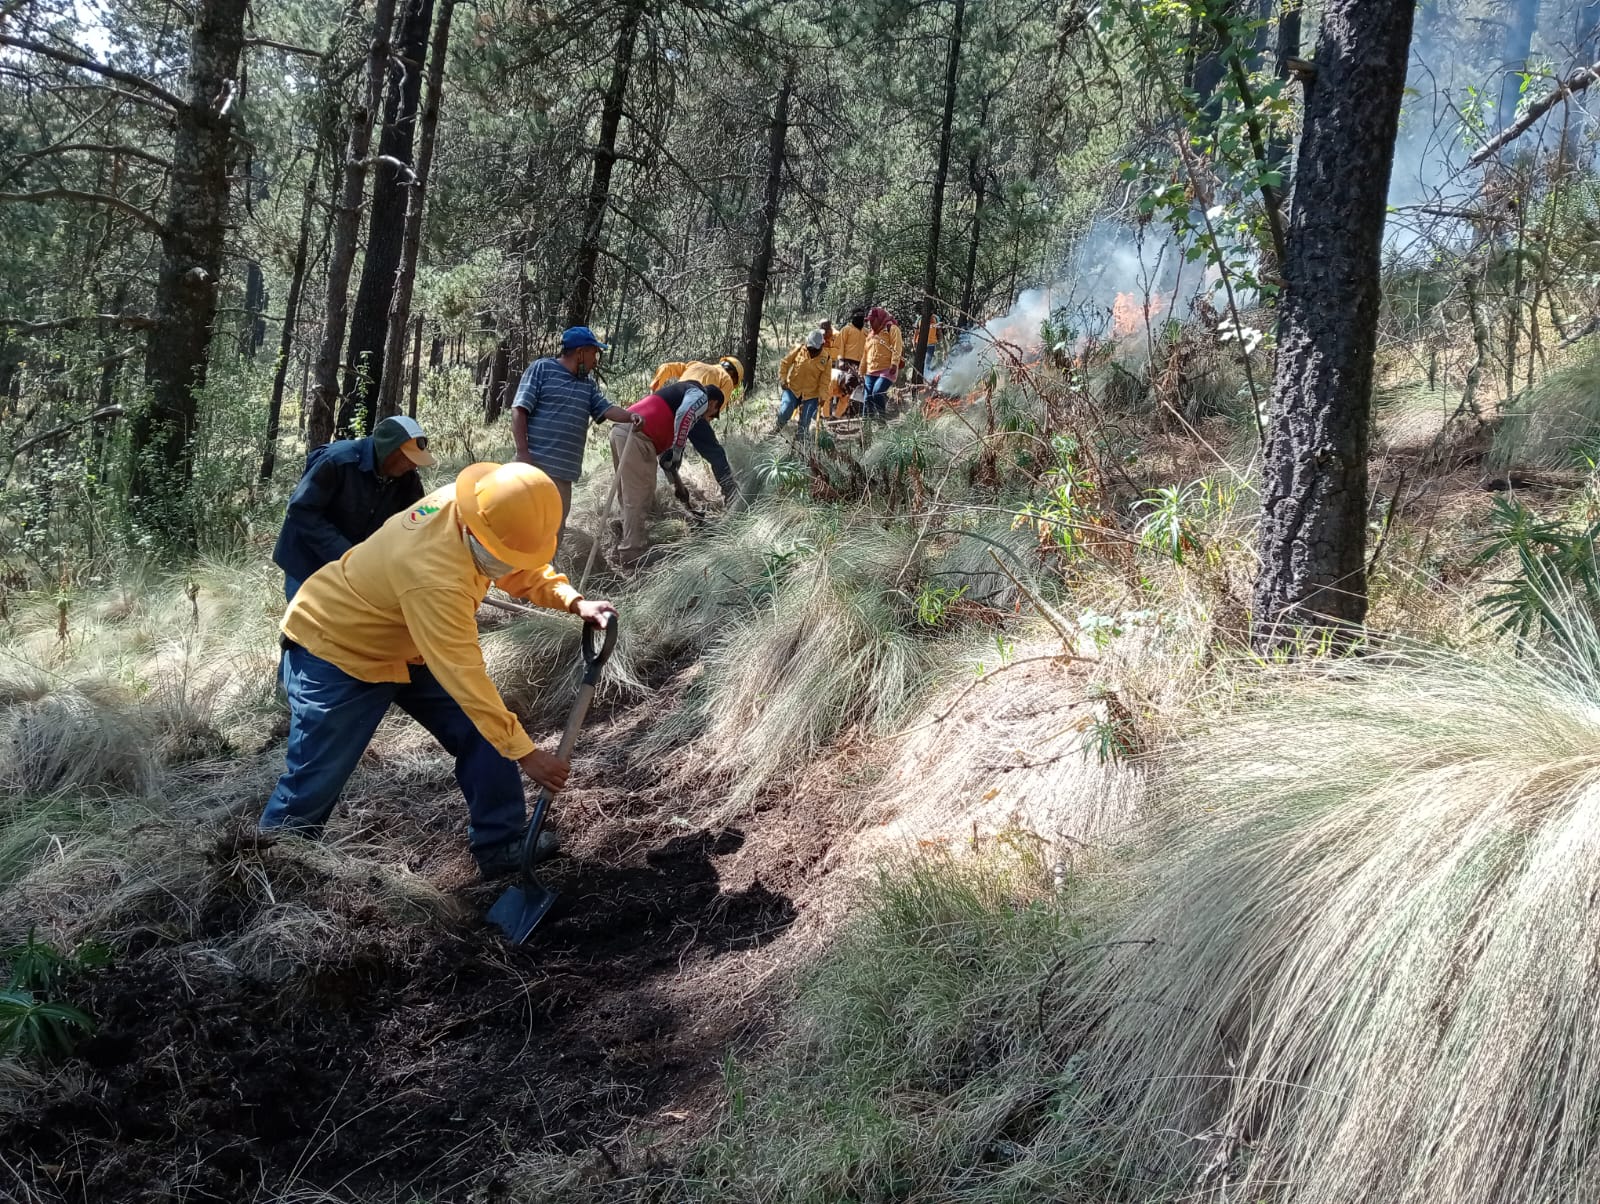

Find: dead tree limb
[1469,61,1600,166]
[0,188,166,234]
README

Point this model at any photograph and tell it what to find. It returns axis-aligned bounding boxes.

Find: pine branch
[0,35,187,110]
[0,188,167,235]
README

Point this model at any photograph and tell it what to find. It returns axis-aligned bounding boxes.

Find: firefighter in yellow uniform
[649,355,744,505]
[773,329,831,439]
[827,310,867,419]
[861,306,902,421]
[259,462,617,877]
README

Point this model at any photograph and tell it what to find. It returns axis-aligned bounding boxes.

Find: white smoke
[933,218,1215,395]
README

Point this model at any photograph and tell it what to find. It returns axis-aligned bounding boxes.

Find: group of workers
[259,306,937,880]
[261,325,751,876]
[771,305,935,438]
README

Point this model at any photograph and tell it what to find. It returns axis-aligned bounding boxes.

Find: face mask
[465,529,515,578]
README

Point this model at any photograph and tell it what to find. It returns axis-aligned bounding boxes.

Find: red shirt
[628,394,675,453]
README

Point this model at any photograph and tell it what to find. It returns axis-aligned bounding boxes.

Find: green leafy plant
[0,929,104,1059]
[1133,481,1202,563]
[1472,494,1600,657]
[753,451,810,495]
[0,988,94,1059]
[1013,456,1101,562]
[913,582,968,628]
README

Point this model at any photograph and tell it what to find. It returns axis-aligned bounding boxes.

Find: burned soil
[2,791,809,1203]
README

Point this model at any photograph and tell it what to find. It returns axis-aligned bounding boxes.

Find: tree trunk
[483,336,509,423]
[129,0,248,512]
[564,2,642,329]
[260,141,323,482]
[957,95,990,327]
[738,75,792,395]
[1269,0,1302,171]
[1252,0,1416,652]
[305,0,396,450]
[913,0,966,385]
[376,0,457,421]
[241,260,266,357]
[1498,0,1542,131]
[338,0,434,437]
[407,314,424,418]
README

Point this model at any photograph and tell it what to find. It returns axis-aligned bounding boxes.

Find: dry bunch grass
[1078,644,1600,1203]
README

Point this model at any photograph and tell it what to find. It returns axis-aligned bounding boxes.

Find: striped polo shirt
[510,357,611,482]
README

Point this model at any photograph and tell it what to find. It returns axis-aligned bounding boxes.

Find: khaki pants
[608,425,659,565]
[552,477,572,549]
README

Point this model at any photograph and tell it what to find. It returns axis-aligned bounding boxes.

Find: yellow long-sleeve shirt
[651,361,738,416]
[864,325,903,376]
[778,343,831,400]
[282,482,582,762]
[835,324,866,363]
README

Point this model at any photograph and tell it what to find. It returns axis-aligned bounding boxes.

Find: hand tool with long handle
[578,424,650,587]
[487,617,618,943]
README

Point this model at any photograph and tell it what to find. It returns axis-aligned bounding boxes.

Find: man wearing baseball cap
[259,460,618,878]
[273,414,437,601]
[509,325,641,548]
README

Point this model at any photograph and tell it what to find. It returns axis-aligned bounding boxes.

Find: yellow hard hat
[454,461,562,572]
[718,355,744,390]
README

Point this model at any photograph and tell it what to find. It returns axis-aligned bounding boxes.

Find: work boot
[476,829,561,880]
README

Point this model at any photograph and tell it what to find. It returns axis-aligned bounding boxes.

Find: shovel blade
[487,880,558,943]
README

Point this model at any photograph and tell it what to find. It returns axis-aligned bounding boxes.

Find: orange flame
[1112,291,1166,338]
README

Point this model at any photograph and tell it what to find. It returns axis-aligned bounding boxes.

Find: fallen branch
[3,404,123,477]
[0,312,156,334]
[1469,60,1600,166]
[885,654,1084,741]
[0,188,166,235]
[986,548,1080,648]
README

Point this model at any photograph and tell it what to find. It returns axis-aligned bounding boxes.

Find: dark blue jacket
[272,437,425,599]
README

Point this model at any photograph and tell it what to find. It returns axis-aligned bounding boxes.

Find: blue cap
[560,325,608,352]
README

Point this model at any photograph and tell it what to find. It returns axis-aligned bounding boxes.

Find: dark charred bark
[338,0,434,436]
[376,0,457,421]
[913,0,965,384]
[261,141,323,482]
[306,0,396,449]
[241,260,266,357]
[738,75,791,394]
[1269,0,1302,171]
[1252,0,1416,652]
[564,2,642,329]
[128,0,247,514]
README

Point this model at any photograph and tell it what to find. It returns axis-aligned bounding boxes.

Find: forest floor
[0,635,1091,1204]
[0,387,1530,1204]
[0,675,840,1202]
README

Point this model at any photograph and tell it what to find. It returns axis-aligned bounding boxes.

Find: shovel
[487,616,619,943]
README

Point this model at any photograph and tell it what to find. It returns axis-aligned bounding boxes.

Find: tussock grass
[486,493,1044,814]
[1490,342,1600,469]
[1081,646,1600,1203]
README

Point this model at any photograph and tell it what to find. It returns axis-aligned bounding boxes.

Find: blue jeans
[259,643,526,855]
[863,374,892,420]
[774,389,819,437]
[687,418,737,502]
